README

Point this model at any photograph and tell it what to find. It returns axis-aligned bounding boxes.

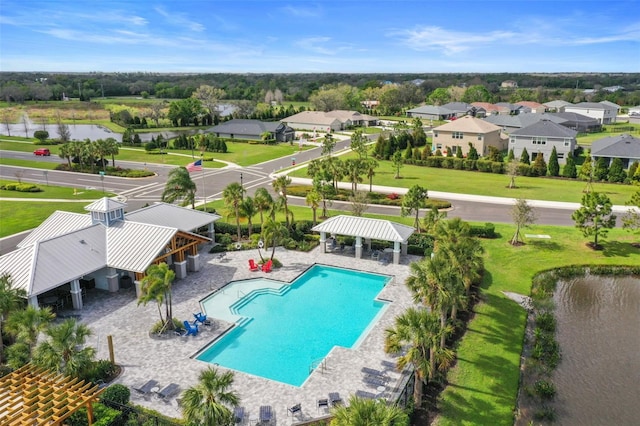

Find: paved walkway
[70,244,418,425]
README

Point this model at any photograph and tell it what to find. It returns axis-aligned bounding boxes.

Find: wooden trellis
[0,364,104,426]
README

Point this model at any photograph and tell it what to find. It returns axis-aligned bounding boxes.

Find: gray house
[508,119,578,164]
[551,112,601,133]
[591,134,640,169]
[207,119,295,142]
[484,113,567,134]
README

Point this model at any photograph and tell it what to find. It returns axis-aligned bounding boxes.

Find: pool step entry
[309,357,327,375]
[229,285,292,315]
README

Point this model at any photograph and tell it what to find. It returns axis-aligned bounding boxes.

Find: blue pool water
[196,264,390,386]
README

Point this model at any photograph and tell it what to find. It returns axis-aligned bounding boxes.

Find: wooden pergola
[0,364,104,425]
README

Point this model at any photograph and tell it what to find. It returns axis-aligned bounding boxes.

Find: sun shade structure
[0,364,104,425]
[312,215,415,264]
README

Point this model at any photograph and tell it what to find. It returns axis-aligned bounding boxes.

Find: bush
[535,312,556,332]
[101,384,131,406]
[1,183,42,192]
[83,359,118,384]
[534,406,556,421]
[470,222,496,238]
[67,402,121,426]
[534,379,556,400]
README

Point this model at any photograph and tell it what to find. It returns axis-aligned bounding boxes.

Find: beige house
[432,116,506,157]
[282,110,378,132]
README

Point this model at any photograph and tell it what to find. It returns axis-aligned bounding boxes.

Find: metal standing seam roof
[124,202,220,232]
[17,211,92,248]
[510,120,578,138]
[106,221,178,273]
[0,246,36,293]
[591,134,640,158]
[311,215,415,243]
[84,197,127,212]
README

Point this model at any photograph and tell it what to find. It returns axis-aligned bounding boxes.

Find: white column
[28,296,38,309]
[208,223,215,240]
[174,261,187,279]
[70,279,83,310]
[355,236,362,259]
[401,242,408,255]
[319,232,327,253]
[393,241,401,264]
[188,254,200,272]
[106,267,119,293]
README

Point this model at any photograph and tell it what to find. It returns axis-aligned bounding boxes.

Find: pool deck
[74,244,418,425]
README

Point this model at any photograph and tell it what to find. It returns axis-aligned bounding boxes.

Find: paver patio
[72,244,418,424]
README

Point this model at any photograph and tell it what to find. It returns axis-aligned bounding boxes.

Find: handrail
[309,357,327,374]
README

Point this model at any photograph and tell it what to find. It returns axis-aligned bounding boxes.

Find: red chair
[262,259,272,273]
[248,259,259,271]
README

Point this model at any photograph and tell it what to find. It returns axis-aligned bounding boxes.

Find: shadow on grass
[528,239,563,252]
[602,240,638,258]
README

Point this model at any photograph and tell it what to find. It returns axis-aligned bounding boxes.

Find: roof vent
[79,240,86,245]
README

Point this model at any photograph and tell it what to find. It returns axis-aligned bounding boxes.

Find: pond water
[553,275,640,424]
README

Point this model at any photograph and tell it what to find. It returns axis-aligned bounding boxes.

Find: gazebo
[0,364,104,425]
[311,215,415,264]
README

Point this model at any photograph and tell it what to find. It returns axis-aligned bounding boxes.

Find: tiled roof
[311,215,415,242]
[544,100,572,108]
[433,115,501,133]
[591,134,640,159]
[510,119,578,138]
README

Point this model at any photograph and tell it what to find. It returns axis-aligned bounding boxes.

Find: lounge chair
[329,392,343,406]
[259,405,272,423]
[363,374,387,388]
[157,383,180,400]
[381,360,397,371]
[261,259,272,273]
[233,406,246,424]
[317,398,329,412]
[183,320,199,336]
[248,259,260,271]
[287,403,302,417]
[355,390,377,399]
[362,367,386,377]
[193,312,208,325]
[371,250,380,261]
[133,379,158,395]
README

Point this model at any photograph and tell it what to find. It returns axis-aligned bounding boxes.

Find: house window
[434,131,438,137]
[452,132,463,139]
[477,134,483,140]
[557,153,564,159]
[510,137,516,144]
[532,137,546,145]
[564,141,570,147]
[435,143,442,150]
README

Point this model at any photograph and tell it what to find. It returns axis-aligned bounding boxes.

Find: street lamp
[240,172,243,199]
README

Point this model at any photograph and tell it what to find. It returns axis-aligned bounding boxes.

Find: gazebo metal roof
[311,215,415,243]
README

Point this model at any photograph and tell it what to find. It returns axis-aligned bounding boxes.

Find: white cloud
[154,6,205,32]
[391,26,517,54]
[281,4,323,18]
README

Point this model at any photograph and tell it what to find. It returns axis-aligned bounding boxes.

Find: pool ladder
[309,358,327,375]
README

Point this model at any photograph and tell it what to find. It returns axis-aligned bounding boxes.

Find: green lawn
[290,154,637,205]
[0,158,61,170]
[0,200,100,237]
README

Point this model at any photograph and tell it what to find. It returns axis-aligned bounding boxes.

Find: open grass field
[290,152,638,205]
[576,122,640,146]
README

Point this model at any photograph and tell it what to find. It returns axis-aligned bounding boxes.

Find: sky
[1,0,639,73]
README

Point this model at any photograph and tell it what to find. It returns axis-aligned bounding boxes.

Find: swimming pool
[196,264,391,386]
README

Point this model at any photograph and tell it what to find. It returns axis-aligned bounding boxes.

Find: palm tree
[253,187,273,226]
[0,273,26,363]
[222,182,245,241]
[93,138,110,172]
[344,158,364,193]
[105,137,119,167]
[180,367,239,426]
[385,307,444,406]
[272,175,292,229]
[32,318,96,377]
[162,166,197,209]
[305,189,321,226]
[238,196,257,238]
[58,142,73,169]
[331,395,410,426]
[6,305,55,359]
[138,263,176,332]
[366,158,378,192]
[261,218,288,260]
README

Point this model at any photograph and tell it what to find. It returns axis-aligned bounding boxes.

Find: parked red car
[34,148,51,156]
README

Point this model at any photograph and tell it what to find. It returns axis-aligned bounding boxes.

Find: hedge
[1,183,42,192]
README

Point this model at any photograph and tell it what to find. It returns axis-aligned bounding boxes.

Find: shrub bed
[0,183,42,192]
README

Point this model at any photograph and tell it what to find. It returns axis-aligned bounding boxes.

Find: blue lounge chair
[183,320,198,336]
[259,405,272,424]
[193,312,208,325]
[233,406,246,424]
[287,403,301,417]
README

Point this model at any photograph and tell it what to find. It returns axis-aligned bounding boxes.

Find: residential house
[441,102,475,118]
[431,116,506,157]
[544,100,572,113]
[508,119,578,164]
[406,105,454,121]
[515,101,547,114]
[552,112,602,133]
[471,102,502,117]
[281,111,342,132]
[591,134,640,169]
[627,105,640,116]
[501,80,518,88]
[495,102,525,115]
[207,119,295,142]
[325,110,379,127]
[0,198,220,310]
[564,101,618,124]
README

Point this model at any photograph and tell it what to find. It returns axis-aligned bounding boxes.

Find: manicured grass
[0,200,99,237]
[0,179,108,200]
[0,158,61,170]
[434,224,640,426]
